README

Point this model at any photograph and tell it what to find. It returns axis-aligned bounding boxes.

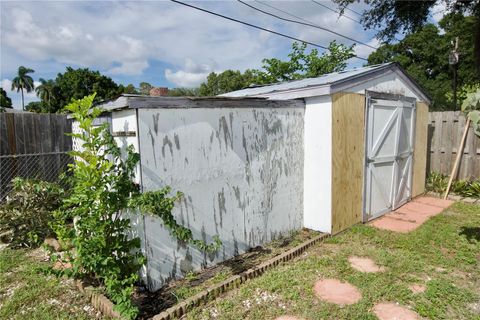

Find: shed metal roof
[94,95,304,112]
[221,62,431,103]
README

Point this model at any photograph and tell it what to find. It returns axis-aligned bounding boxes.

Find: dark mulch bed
[134,229,318,319]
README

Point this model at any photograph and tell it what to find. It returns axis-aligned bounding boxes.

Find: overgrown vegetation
[187,202,480,319]
[462,87,480,136]
[197,41,354,96]
[427,172,480,198]
[366,13,479,110]
[0,178,64,248]
[51,94,220,319]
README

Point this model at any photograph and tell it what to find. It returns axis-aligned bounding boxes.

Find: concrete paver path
[370,196,454,233]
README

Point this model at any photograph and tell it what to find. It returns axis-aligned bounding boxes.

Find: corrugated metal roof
[221,63,395,97]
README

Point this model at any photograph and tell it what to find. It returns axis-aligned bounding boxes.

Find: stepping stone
[408,284,426,294]
[348,256,385,273]
[313,279,361,305]
[373,302,421,320]
[414,197,454,209]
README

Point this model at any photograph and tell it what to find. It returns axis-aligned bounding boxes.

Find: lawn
[1,202,479,320]
[187,202,480,320]
[0,246,100,320]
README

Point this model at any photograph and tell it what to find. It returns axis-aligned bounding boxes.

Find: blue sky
[0,0,445,109]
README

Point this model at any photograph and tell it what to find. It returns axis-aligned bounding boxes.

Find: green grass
[0,247,98,320]
[187,202,480,320]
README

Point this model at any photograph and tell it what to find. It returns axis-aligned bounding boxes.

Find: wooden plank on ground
[331,92,365,234]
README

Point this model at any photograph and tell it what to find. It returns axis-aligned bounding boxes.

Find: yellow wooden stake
[444,117,471,199]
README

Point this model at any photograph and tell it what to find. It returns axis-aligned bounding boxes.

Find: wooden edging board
[76,233,329,320]
[152,232,328,320]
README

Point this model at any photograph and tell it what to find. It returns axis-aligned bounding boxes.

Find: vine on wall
[52,94,220,319]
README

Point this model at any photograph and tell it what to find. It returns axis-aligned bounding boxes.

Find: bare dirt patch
[408,284,426,294]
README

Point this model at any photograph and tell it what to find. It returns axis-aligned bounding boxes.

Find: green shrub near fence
[0,178,64,247]
[427,172,480,198]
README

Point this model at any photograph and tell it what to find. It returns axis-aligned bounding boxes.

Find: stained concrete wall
[136,102,304,290]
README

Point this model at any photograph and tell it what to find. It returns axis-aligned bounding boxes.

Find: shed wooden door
[364,92,416,221]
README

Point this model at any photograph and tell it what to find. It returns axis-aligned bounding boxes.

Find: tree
[199,70,257,96]
[139,82,154,95]
[167,87,200,96]
[25,101,49,113]
[334,0,480,71]
[254,41,354,84]
[35,78,57,106]
[11,66,35,110]
[120,84,139,94]
[368,14,479,109]
[0,88,12,109]
[47,67,122,113]
[198,41,354,96]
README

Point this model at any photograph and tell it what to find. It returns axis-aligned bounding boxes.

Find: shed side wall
[331,92,365,234]
[137,105,304,291]
[303,96,332,233]
[412,101,429,197]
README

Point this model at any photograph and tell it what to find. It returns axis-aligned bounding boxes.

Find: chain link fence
[0,152,72,202]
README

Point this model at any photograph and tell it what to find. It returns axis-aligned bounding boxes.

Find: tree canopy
[139,82,154,95]
[368,13,479,109]
[198,41,354,96]
[27,67,138,113]
[48,67,123,112]
[0,88,12,110]
[199,70,258,96]
[11,66,35,110]
[334,0,480,70]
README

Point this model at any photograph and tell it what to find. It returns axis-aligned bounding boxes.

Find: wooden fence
[428,111,480,180]
[0,112,72,201]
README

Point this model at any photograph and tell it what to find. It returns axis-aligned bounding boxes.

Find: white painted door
[364,92,416,221]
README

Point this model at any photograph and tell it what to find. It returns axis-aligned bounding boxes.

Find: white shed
[87,62,430,290]
[222,62,430,234]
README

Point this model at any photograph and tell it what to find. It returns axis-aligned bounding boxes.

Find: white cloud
[108,61,149,76]
[3,7,150,75]
[431,1,447,24]
[165,59,213,87]
[1,1,379,87]
[354,38,380,61]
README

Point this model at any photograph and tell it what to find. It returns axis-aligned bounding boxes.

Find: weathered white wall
[111,109,141,184]
[137,105,304,290]
[303,96,332,233]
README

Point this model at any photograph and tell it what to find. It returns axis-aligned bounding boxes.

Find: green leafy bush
[426,172,480,198]
[52,94,220,319]
[461,87,480,137]
[0,178,64,247]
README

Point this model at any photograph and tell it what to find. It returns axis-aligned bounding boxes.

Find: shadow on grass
[459,226,480,243]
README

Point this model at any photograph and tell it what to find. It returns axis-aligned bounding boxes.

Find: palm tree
[11,66,35,110]
[35,78,55,104]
